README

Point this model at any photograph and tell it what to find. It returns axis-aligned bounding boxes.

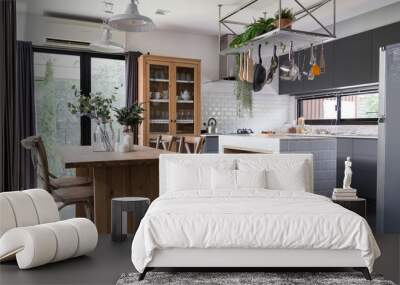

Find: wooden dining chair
[21,136,94,220]
[178,136,205,154]
[155,135,176,151]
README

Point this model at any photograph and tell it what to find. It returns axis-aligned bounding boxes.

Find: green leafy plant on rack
[228,8,295,49]
[229,17,275,48]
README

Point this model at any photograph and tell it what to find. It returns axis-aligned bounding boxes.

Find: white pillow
[266,161,307,191]
[238,158,310,192]
[236,169,267,189]
[211,168,236,190]
[167,160,235,192]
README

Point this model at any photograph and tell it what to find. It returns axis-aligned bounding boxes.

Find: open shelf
[176,80,194,84]
[150,99,169,103]
[150,78,169,82]
[220,28,335,56]
[176,120,194,124]
[150,119,169,124]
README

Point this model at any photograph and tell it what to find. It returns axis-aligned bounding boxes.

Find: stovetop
[236,128,254,135]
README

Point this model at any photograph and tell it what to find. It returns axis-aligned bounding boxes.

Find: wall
[202,81,291,133]
[125,31,219,82]
[326,1,400,39]
[18,13,125,47]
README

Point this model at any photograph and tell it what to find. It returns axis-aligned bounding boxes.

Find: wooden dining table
[58,145,168,234]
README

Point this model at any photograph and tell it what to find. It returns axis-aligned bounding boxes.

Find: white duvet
[131,190,380,273]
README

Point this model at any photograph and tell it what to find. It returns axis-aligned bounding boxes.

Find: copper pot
[275,18,292,29]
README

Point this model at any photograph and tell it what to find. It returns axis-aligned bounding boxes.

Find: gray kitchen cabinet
[332,31,373,87]
[371,22,400,82]
[336,138,377,200]
[203,136,219,153]
[302,41,335,92]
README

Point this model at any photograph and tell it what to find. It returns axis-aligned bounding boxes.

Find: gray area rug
[116,272,396,285]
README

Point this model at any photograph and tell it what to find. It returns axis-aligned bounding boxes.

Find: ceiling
[17,0,400,35]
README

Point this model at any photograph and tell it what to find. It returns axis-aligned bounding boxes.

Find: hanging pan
[253,44,266,92]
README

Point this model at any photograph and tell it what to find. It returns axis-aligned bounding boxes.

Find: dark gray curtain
[0,0,17,192]
[17,41,36,189]
[125,51,142,144]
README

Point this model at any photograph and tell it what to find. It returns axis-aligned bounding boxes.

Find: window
[297,87,379,125]
[33,48,125,176]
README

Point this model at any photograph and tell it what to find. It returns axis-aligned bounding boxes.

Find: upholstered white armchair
[0,189,98,269]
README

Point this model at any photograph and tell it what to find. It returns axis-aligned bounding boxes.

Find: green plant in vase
[68,85,116,151]
[114,103,145,133]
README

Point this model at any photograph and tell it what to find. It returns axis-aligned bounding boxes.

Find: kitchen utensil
[243,52,248,81]
[289,43,299,81]
[253,44,266,91]
[319,44,326,74]
[162,90,168,99]
[308,44,315,80]
[266,45,278,84]
[239,53,244,81]
[301,51,308,78]
[297,52,302,80]
[207,117,217,134]
[180,90,191,100]
[308,44,321,79]
[246,49,254,83]
[153,92,161,99]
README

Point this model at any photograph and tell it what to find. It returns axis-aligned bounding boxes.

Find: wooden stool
[111,197,150,242]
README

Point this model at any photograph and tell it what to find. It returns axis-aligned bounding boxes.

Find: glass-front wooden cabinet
[138,55,201,147]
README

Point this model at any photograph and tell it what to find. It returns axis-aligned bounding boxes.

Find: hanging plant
[235,80,253,117]
[234,54,253,117]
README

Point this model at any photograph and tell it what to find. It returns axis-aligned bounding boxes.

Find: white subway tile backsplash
[201,81,291,133]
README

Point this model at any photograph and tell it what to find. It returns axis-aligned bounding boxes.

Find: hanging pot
[253,44,266,92]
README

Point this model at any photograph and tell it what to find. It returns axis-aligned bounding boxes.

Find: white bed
[131,154,380,280]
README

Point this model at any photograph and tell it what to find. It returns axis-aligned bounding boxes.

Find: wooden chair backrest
[155,135,176,151]
[178,136,205,154]
[21,136,51,191]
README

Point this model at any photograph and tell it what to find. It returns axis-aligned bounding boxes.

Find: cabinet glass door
[148,63,170,143]
[175,65,196,134]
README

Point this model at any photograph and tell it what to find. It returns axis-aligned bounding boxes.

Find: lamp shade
[90,28,125,53]
[108,0,154,32]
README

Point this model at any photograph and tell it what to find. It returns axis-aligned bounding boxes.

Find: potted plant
[68,85,116,151]
[274,8,294,29]
[113,104,144,152]
[114,103,145,133]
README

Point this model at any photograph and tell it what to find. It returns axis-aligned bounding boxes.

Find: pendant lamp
[108,0,154,32]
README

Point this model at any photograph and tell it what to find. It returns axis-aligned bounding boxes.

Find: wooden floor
[1,235,399,285]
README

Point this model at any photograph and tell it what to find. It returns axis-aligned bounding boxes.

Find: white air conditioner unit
[44,37,91,50]
[39,15,126,51]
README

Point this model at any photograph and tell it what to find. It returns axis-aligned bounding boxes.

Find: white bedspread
[131,190,380,273]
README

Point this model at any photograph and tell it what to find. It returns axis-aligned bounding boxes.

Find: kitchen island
[58,145,168,233]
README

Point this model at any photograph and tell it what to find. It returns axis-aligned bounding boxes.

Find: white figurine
[343,156,353,189]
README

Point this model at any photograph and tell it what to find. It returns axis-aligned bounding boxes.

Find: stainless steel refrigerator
[377,43,400,233]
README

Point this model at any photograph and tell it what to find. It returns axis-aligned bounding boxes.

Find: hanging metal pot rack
[218,0,336,56]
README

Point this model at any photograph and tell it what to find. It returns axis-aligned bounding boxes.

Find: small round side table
[111,197,150,242]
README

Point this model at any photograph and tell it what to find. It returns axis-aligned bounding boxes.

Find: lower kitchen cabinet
[203,135,219,153]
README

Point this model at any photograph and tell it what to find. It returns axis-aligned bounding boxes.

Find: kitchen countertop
[202,133,378,139]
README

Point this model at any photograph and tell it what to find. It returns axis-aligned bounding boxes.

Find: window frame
[296,88,379,125]
[33,46,126,145]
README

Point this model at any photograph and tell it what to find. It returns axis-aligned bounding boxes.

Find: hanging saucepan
[253,44,266,92]
[280,41,297,81]
[266,45,278,84]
